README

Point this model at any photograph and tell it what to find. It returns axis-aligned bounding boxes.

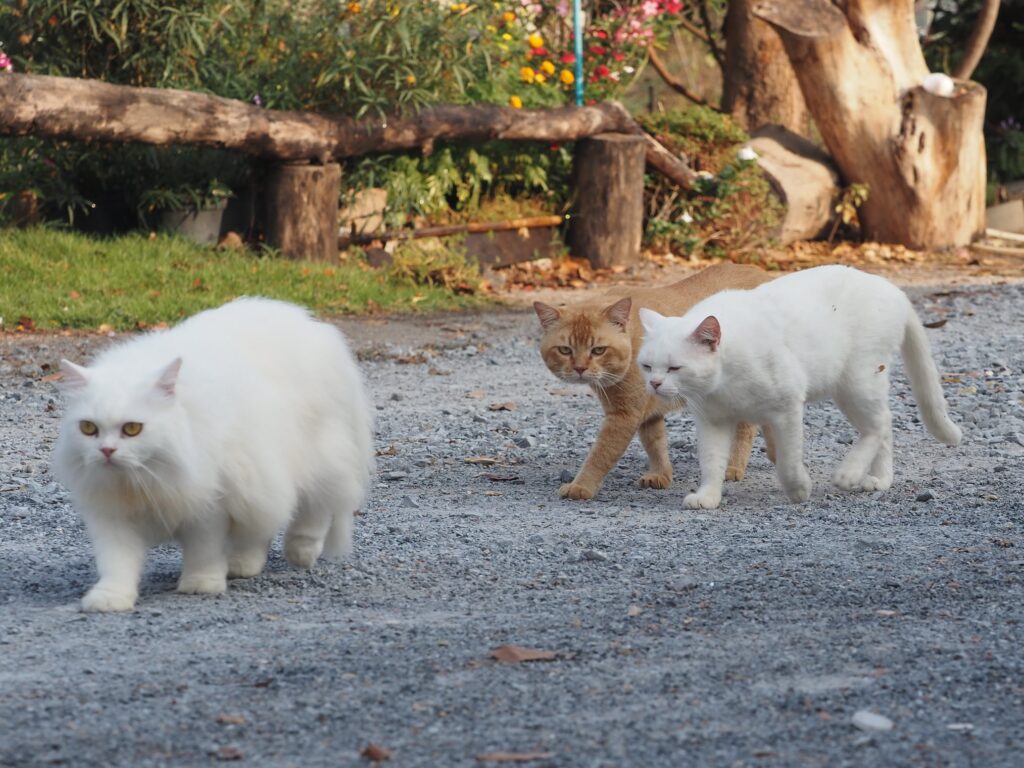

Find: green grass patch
[0,228,487,330]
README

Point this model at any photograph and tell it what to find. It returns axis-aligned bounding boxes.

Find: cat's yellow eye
[591,346,607,356]
[79,420,98,437]
[557,346,572,356]
[121,422,144,437]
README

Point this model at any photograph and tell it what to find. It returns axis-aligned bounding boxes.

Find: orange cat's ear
[533,301,561,331]
[604,297,631,330]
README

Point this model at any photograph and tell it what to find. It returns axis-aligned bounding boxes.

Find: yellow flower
[560,69,575,85]
[406,74,417,86]
[503,11,516,23]
[527,33,544,49]
[486,24,497,32]
[519,66,535,83]
[347,1,361,13]
[509,95,523,109]
[534,73,546,84]
[502,32,512,41]
[540,60,555,75]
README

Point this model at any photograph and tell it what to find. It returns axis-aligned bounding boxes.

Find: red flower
[594,64,610,77]
[594,30,607,39]
[560,52,576,64]
[531,46,548,57]
[589,45,607,55]
[664,1,684,13]
[612,51,625,61]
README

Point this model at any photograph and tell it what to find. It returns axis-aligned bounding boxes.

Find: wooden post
[570,133,646,269]
[265,162,341,261]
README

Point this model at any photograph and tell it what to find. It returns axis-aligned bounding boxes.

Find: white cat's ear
[533,302,561,331]
[691,316,721,351]
[59,359,90,390]
[154,357,183,398]
[604,297,632,330]
[638,308,664,333]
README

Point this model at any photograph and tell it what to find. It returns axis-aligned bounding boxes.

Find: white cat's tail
[323,508,354,559]
[901,312,962,446]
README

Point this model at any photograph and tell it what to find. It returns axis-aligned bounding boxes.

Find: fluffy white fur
[53,298,374,612]
[637,265,961,509]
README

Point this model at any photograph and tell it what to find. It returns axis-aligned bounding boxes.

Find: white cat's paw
[684,489,722,509]
[832,467,864,491]
[228,552,267,579]
[176,573,227,595]
[782,468,812,503]
[81,586,137,613]
[285,536,324,569]
[859,474,892,492]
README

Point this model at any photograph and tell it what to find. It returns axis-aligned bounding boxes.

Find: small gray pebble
[384,471,408,481]
[390,392,404,402]
[401,495,420,509]
[916,491,934,502]
[514,435,538,449]
[581,549,608,562]
[559,469,574,483]
[851,710,893,732]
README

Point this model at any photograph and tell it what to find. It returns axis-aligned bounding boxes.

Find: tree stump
[265,162,341,261]
[754,0,987,249]
[571,133,646,269]
[749,125,840,243]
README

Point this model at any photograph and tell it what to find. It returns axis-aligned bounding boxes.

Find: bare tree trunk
[754,0,987,249]
[721,0,809,135]
[0,73,695,188]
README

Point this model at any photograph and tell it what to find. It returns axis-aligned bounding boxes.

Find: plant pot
[157,191,255,245]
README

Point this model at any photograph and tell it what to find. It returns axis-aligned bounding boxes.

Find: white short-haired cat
[53,297,374,612]
[637,265,961,509]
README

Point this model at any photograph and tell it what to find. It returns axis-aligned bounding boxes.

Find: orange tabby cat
[534,262,774,500]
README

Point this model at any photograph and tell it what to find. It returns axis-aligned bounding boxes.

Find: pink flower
[0,53,12,72]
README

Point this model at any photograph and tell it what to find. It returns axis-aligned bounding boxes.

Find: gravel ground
[2,279,1023,767]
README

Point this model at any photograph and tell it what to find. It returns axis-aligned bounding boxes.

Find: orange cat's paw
[639,472,671,489]
[725,466,746,482]
[559,482,596,500]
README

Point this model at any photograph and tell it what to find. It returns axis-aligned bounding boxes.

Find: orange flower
[406,74,417,86]
[534,73,546,84]
[509,95,523,109]
[503,11,516,23]
[527,33,544,49]
[347,1,361,12]
[519,66,536,83]
[540,60,556,76]
[559,69,575,85]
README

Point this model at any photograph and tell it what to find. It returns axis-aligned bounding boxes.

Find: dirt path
[1,270,1022,767]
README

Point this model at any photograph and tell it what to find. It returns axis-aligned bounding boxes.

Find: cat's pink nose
[649,378,662,390]
[100,447,116,460]
[574,366,587,375]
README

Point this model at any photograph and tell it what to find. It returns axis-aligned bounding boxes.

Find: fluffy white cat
[637,265,961,509]
[53,297,374,612]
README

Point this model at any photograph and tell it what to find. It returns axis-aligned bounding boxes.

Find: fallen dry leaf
[395,353,427,365]
[627,605,643,617]
[489,644,557,663]
[361,743,392,762]
[375,445,397,457]
[40,372,64,383]
[484,473,520,482]
[475,752,555,763]
[466,390,486,399]
[464,456,498,466]
[489,402,516,411]
[924,318,948,329]
[68,290,81,300]
[212,746,243,761]
[548,388,578,396]
[216,713,246,725]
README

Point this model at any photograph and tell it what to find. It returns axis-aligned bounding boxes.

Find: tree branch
[697,0,726,70]
[646,44,712,108]
[952,0,1000,80]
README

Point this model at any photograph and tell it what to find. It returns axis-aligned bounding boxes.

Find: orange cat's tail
[901,312,962,446]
